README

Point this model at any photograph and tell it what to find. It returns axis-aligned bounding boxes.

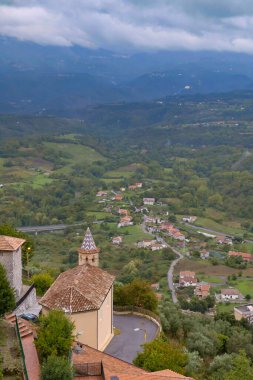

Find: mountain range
[2,37,253,114]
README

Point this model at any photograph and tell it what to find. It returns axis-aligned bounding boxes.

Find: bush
[114,278,158,312]
[30,273,54,296]
[36,310,74,361]
[41,355,73,380]
[0,264,15,316]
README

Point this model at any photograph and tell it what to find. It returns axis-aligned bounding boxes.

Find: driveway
[167,244,184,303]
[105,314,159,363]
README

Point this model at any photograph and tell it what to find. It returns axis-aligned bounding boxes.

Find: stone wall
[0,248,22,298]
[15,287,38,315]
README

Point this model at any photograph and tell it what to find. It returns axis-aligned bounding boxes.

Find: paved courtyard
[104,313,159,363]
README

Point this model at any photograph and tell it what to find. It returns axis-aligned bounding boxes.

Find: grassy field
[31,173,54,188]
[45,142,106,174]
[121,225,151,245]
[175,258,246,277]
[103,163,141,179]
[193,216,250,237]
[216,302,240,314]
[197,274,225,284]
[230,278,253,297]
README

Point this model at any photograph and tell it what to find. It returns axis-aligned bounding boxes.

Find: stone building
[0,235,40,315]
[0,235,25,298]
[40,228,115,351]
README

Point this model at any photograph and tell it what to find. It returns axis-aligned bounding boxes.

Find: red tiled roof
[40,265,114,312]
[180,271,195,278]
[72,345,193,380]
[228,251,253,260]
[221,288,240,295]
[0,235,25,251]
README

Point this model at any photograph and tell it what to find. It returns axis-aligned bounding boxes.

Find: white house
[200,250,210,259]
[112,236,123,245]
[143,198,155,206]
[179,271,197,287]
[221,288,241,300]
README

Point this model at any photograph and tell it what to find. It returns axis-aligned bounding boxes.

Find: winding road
[167,245,183,303]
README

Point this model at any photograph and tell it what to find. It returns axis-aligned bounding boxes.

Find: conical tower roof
[78,227,100,254]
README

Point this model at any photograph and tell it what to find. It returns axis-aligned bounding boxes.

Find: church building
[40,228,115,351]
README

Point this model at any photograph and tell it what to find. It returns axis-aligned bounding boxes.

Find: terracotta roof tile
[0,235,25,251]
[72,345,193,380]
[40,265,114,312]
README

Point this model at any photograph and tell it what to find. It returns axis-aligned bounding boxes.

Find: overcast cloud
[2,0,253,53]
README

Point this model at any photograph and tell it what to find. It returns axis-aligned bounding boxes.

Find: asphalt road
[167,244,184,303]
[105,314,159,363]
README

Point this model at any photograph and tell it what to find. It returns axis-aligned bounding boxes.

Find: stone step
[18,325,29,333]
[5,313,16,323]
[20,330,33,339]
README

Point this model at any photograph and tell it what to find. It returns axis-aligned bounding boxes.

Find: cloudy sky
[1,0,253,53]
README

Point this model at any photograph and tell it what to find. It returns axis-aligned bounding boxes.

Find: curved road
[167,245,183,303]
[105,314,159,363]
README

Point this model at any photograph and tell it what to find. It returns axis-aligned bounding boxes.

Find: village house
[120,187,126,192]
[172,231,186,241]
[200,249,210,259]
[118,216,133,228]
[137,239,156,248]
[114,194,123,201]
[179,271,197,287]
[182,216,197,223]
[143,197,155,205]
[40,228,115,351]
[112,236,123,245]
[221,288,241,301]
[129,185,137,190]
[135,206,149,213]
[150,243,166,251]
[144,215,162,224]
[194,284,210,299]
[96,191,108,197]
[234,304,253,324]
[135,182,143,188]
[228,251,253,262]
[146,225,161,233]
[0,235,40,315]
[151,283,160,291]
[216,235,233,245]
[118,208,129,216]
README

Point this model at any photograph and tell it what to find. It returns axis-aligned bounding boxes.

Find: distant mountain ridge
[2,37,253,113]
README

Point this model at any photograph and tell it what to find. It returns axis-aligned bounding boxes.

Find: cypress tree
[0,264,16,316]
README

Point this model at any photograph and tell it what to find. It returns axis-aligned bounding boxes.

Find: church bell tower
[78,227,100,267]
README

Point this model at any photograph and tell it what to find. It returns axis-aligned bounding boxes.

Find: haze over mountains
[2,37,253,114]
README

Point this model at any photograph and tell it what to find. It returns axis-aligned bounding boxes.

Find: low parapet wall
[113,305,162,338]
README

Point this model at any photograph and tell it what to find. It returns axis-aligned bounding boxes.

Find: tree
[36,310,74,360]
[0,264,15,316]
[114,279,158,312]
[30,273,54,296]
[224,351,253,380]
[133,337,188,374]
[40,355,73,380]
